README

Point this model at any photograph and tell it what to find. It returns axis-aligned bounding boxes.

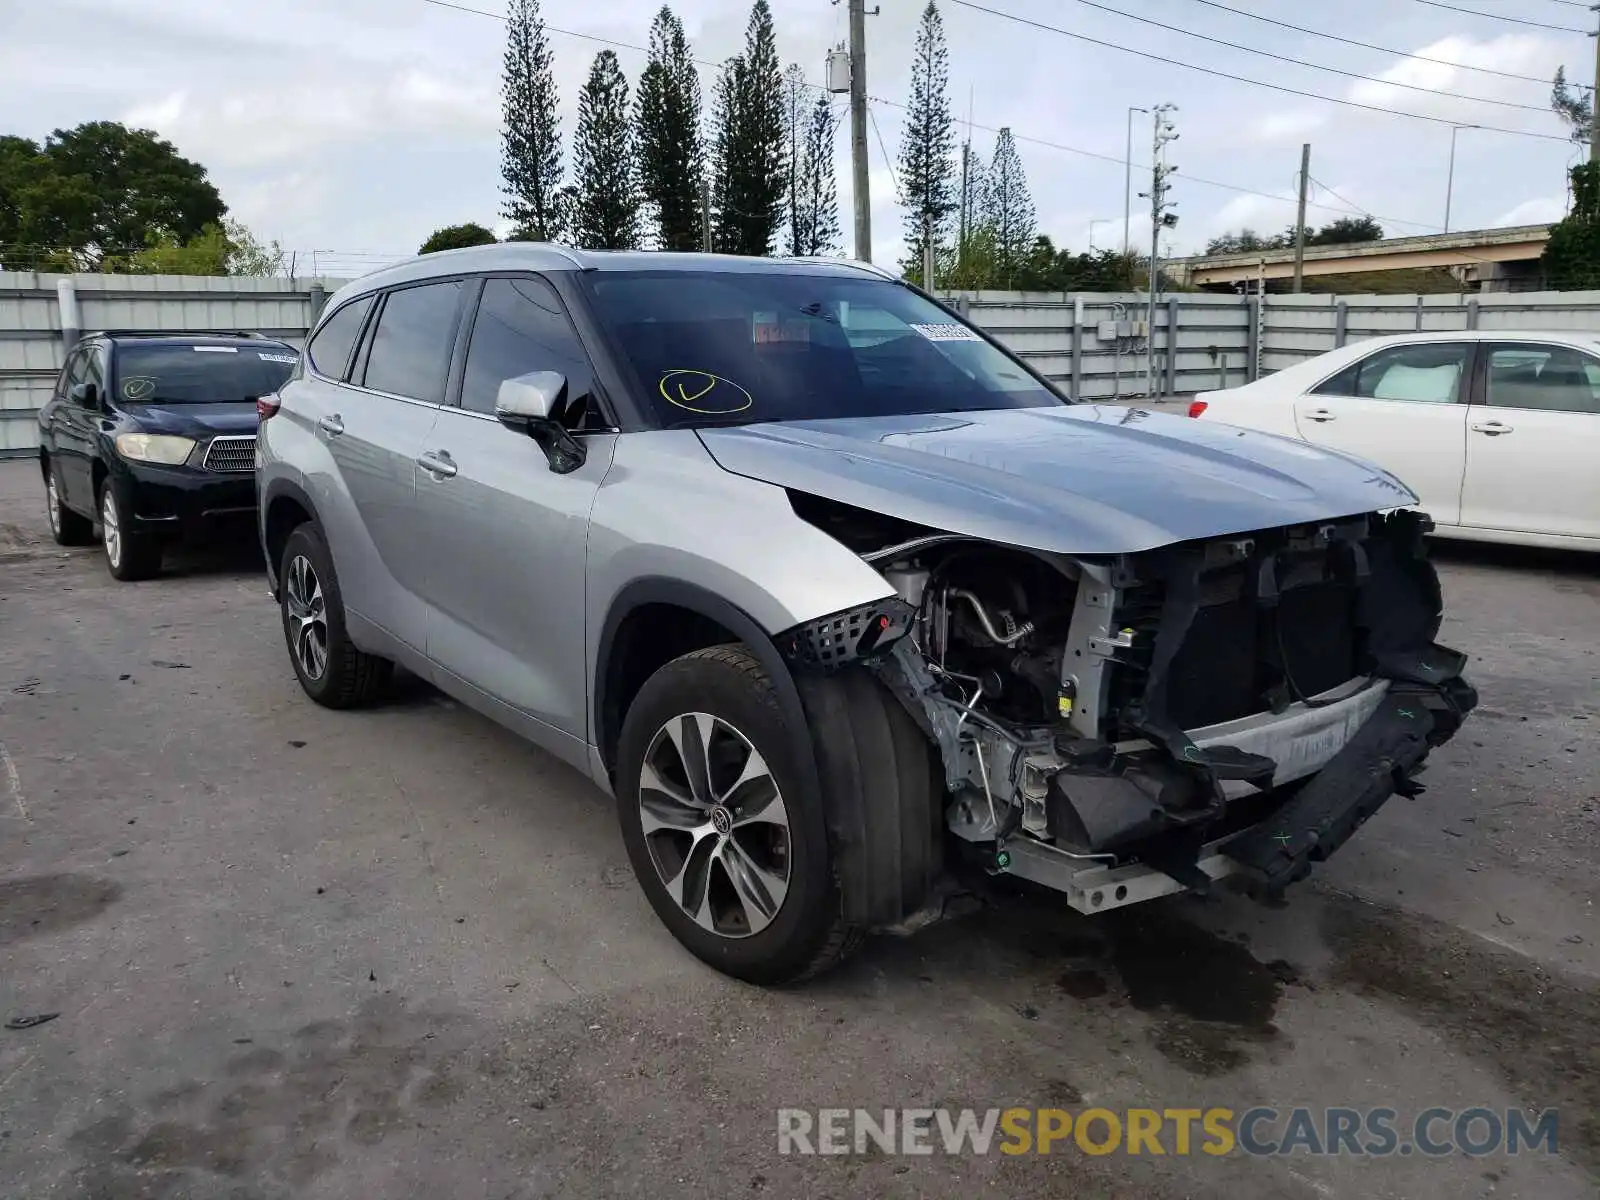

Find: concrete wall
[943,287,1600,402]
[5,271,1600,459]
[0,272,342,458]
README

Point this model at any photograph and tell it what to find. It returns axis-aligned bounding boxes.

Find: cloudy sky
[1,0,1588,276]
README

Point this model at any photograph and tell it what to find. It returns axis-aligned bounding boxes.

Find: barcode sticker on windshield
[258,353,297,363]
[910,323,981,342]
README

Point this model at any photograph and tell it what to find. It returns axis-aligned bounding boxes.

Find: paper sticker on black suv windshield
[257,352,297,363]
[192,345,239,353]
[910,323,981,342]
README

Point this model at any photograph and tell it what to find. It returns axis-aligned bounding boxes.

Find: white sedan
[1189,330,1600,551]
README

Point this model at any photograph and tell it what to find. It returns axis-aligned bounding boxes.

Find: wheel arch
[261,477,318,597]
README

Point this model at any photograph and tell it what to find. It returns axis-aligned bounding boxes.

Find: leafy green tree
[898,2,957,283]
[793,94,841,256]
[102,224,232,275]
[1552,67,1593,146]
[1306,215,1382,246]
[0,123,224,270]
[572,51,641,249]
[985,128,1034,286]
[419,223,499,254]
[501,0,564,241]
[1542,161,1600,289]
[712,0,786,255]
[635,6,704,251]
[225,220,286,275]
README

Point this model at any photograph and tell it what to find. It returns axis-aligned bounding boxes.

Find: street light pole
[1123,106,1147,257]
[1445,124,1477,234]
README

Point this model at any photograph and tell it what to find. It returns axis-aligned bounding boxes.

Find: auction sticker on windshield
[911,323,981,342]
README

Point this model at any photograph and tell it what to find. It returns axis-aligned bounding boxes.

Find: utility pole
[701,178,713,253]
[1123,105,1147,257]
[1444,124,1477,233]
[1590,4,1599,163]
[848,0,873,262]
[957,141,970,268]
[1291,142,1310,293]
[1141,104,1178,400]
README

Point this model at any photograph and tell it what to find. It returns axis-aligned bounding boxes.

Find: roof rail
[88,329,272,340]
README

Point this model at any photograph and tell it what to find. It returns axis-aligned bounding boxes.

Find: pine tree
[986,127,1035,287]
[898,2,957,282]
[709,57,742,253]
[783,64,808,256]
[573,51,640,250]
[500,0,564,241]
[712,0,786,255]
[795,95,841,255]
[635,6,704,251]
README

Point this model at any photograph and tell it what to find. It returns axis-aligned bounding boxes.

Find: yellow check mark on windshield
[658,369,753,415]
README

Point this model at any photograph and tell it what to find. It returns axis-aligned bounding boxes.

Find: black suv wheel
[44,462,93,546]
[99,483,161,580]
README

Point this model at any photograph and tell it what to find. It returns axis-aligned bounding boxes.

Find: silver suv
[258,245,1475,983]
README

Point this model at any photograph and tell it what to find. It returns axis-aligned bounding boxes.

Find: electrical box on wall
[1097,319,1147,339]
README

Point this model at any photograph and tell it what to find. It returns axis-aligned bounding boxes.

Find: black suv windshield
[113,343,298,405]
[582,270,1062,425]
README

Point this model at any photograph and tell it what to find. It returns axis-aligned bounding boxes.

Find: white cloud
[1248,110,1328,145]
[1492,195,1568,226]
[1347,34,1567,125]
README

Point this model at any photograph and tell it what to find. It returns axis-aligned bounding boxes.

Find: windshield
[114,343,297,405]
[582,270,1063,426]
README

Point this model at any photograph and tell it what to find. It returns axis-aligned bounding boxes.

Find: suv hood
[696,404,1414,555]
[121,401,259,437]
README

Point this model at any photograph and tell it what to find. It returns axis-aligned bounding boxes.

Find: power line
[1409,0,1588,34]
[1179,0,1588,91]
[1055,0,1551,113]
[946,0,1571,140]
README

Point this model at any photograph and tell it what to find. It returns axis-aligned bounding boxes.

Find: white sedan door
[1290,340,1472,526]
[1458,341,1600,541]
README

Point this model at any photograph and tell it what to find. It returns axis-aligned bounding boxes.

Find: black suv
[37,331,298,579]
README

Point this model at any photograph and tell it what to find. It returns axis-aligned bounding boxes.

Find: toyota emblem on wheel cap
[710,806,734,837]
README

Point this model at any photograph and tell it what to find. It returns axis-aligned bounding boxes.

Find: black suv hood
[120,402,258,437]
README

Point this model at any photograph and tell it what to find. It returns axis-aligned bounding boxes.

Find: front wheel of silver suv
[615,646,859,985]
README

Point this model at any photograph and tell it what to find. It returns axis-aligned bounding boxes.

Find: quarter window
[362,282,464,404]
[459,277,596,418]
[1484,344,1600,415]
[307,295,373,380]
[1314,342,1470,405]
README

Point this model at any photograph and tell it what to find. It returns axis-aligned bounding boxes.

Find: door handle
[1470,421,1513,436]
[317,413,345,437]
[1302,408,1336,423]
[417,450,457,479]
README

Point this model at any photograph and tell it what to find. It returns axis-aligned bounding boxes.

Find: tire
[99,483,161,581]
[44,461,93,546]
[616,646,860,985]
[279,522,392,708]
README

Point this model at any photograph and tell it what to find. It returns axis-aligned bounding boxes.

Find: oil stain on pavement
[0,874,123,946]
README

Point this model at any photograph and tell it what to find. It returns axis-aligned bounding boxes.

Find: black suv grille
[202,435,256,473]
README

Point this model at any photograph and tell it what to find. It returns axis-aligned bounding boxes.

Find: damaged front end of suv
[780,495,1477,913]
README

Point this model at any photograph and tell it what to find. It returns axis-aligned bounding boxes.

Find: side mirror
[494,371,587,474]
[69,382,98,408]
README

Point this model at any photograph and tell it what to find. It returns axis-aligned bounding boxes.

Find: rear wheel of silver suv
[615,646,858,985]
[279,522,392,708]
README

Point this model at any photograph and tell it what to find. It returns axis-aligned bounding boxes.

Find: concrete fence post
[1070,296,1084,400]
[1246,295,1261,382]
[1165,296,1180,398]
[1414,295,1424,331]
[1466,298,1480,330]
[1334,300,1349,348]
[56,278,81,355]
[308,283,328,324]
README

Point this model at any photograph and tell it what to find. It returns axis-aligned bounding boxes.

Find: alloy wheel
[284,553,329,681]
[638,712,792,939]
[100,490,120,568]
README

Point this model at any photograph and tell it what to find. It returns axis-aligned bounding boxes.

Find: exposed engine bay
[783,493,1478,913]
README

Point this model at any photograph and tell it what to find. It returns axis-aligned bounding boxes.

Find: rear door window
[361,281,464,404]
[1316,342,1471,405]
[1483,343,1600,415]
[307,295,373,380]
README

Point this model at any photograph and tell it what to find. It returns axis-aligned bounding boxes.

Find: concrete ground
[1,456,1596,1200]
